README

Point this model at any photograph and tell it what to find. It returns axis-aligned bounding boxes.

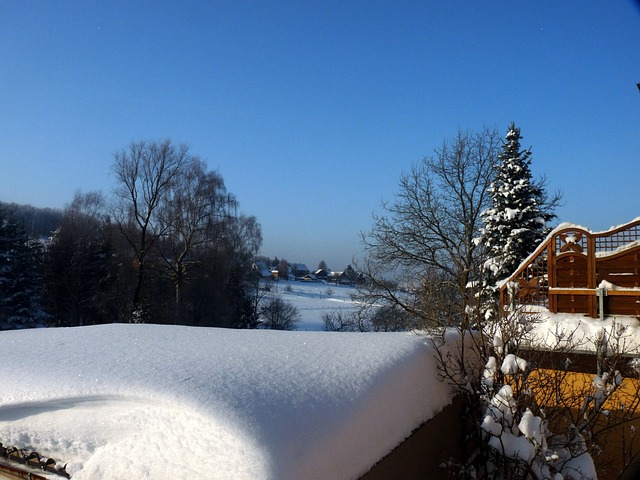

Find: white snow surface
[0,324,453,480]
[527,311,640,354]
[267,280,360,331]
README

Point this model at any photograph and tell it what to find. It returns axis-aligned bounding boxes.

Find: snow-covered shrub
[259,297,300,330]
[323,309,357,332]
[434,306,640,480]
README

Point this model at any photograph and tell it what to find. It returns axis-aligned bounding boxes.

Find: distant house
[291,263,310,279]
[315,268,330,280]
[299,273,317,282]
[252,262,274,280]
[328,271,342,284]
[327,265,365,286]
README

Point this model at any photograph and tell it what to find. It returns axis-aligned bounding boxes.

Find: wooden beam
[549,287,640,296]
[606,289,640,297]
[548,288,596,295]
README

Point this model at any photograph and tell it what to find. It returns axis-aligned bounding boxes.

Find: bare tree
[323,309,356,332]
[243,273,271,330]
[225,214,263,263]
[358,127,500,329]
[112,139,190,320]
[277,258,290,280]
[260,297,299,330]
[155,160,237,306]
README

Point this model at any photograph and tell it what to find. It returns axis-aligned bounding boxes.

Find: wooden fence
[500,218,640,318]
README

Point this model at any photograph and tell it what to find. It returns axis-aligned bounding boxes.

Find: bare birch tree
[112,139,190,320]
[156,159,237,307]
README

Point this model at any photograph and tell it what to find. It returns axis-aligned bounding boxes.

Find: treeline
[0,202,63,239]
[0,139,262,330]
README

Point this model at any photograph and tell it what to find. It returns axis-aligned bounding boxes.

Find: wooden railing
[500,218,640,318]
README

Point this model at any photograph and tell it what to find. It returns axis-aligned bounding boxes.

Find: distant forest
[0,201,63,239]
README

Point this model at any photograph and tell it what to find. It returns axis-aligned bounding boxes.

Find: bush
[260,297,299,330]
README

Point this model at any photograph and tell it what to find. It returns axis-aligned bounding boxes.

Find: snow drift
[0,324,453,480]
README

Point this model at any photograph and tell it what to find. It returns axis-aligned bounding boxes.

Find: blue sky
[2,1,639,270]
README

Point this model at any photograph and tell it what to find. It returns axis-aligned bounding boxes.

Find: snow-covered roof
[0,325,453,480]
[253,261,273,277]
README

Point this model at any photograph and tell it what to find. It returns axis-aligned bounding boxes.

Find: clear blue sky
[2,1,639,270]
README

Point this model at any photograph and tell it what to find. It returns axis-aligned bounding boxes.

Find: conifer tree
[45,193,115,327]
[0,207,49,329]
[481,122,559,296]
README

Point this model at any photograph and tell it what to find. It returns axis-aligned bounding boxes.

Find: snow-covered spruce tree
[0,207,49,329]
[480,123,560,311]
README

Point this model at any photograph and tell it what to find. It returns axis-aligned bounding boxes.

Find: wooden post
[548,240,557,313]
[587,234,597,318]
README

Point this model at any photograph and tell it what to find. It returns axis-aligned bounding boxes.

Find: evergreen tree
[45,207,115,326]
[481,122,559,299]
[0,207,49,329]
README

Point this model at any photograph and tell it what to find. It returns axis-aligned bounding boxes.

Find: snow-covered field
[0,320,454,480]
[267,279,360,330]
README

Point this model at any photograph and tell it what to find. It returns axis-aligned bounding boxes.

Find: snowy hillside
[0,324,453,480]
